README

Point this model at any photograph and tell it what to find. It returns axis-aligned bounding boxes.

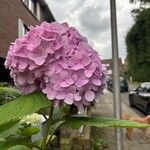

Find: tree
[126,8,150,81]
[130,0,150,5]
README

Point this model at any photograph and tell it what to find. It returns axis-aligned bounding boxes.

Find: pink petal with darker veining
[47,90,57,100]
[84,70,93,78]
[60,81,70,87]
[71,63,84,71]
[64,93,74,105]
[56,92,66,99]
[74,93,81,101]
[85,90,95,102]
[65,77,74,85]
[93,79,101,86]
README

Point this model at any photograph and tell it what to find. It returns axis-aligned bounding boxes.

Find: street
[91,83,150,150]
[121,83,145,117]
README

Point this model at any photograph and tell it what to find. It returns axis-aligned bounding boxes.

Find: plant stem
[41,107,54,150]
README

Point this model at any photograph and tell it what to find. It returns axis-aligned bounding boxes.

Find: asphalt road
[121,83,145,117]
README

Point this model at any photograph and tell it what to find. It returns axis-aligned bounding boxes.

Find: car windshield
[138,82,150,93]
[141,82,150,89]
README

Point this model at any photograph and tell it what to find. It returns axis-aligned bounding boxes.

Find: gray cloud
[80,6,110,34]
[46,0,137,60]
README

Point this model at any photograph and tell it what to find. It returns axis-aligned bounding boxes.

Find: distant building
[0,0,55,82]
[102,58,123,76]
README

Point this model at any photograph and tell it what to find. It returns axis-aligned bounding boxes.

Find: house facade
[0,0,55,82]
[102,58,124,76]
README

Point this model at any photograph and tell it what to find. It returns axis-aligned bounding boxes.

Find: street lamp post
[110,0,123,150]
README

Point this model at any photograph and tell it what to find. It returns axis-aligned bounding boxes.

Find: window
[22,0,39,19]
[23,0,29,7]
[36,1,41,20]
[23,24,29,35]
[18,19,29,37]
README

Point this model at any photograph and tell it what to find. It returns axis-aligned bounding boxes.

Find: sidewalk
[91,89,150,150]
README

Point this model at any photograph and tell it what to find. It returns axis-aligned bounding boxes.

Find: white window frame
[29,0,34,14]
[22,0,38,18]
[36,1,41,20]
[18,19,28,38]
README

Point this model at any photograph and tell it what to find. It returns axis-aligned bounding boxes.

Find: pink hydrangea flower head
[5,22,106,109]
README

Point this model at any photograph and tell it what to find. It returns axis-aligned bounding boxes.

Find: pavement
[91,89,150,150]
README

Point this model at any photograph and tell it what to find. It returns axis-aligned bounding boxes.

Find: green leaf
[67,116,150,129]
[0,137,5,142]
[19,127,40,137]
[0,135,30,150]
[0,92,51,126]
[8,145,31,150]
[49,121,65,136]
[0,120,19,136]
[0,87,21,97]
[53,106,70,121]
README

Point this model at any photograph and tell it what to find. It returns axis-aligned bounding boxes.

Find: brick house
[102,58,124,76]
[0,0,55,82]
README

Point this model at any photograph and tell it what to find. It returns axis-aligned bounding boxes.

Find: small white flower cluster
[20,113,42,126]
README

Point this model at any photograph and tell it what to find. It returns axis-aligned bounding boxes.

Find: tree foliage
[126,8,150,81]
[130,0,150,5]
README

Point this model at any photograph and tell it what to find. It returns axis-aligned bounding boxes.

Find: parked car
[129,82,150,115]
[107,77,128,92]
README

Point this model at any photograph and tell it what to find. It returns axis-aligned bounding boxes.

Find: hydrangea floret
[20,113,42,126]
[5,22,106,109]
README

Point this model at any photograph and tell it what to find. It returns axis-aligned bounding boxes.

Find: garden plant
[0,22,150,150]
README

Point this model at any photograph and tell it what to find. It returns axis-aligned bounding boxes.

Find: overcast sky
[46,0,138,60]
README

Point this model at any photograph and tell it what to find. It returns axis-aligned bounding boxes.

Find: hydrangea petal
[47,90,57,100]
[84,70,93,78]
[27,43,37,51]
[17,76,26,85]
[93,79,101,86]
[81,78,89,85]
[71,63,84,71]
[65,77,74,85]
[64,93,73,105]
[18,62,27,70]
[34,57,46,66]
[21,85,37,94]
[60,81,70,87]
[82,55,91,66]
[74,93,81,101]
[85,90,95,102]
[56,93,66,99]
